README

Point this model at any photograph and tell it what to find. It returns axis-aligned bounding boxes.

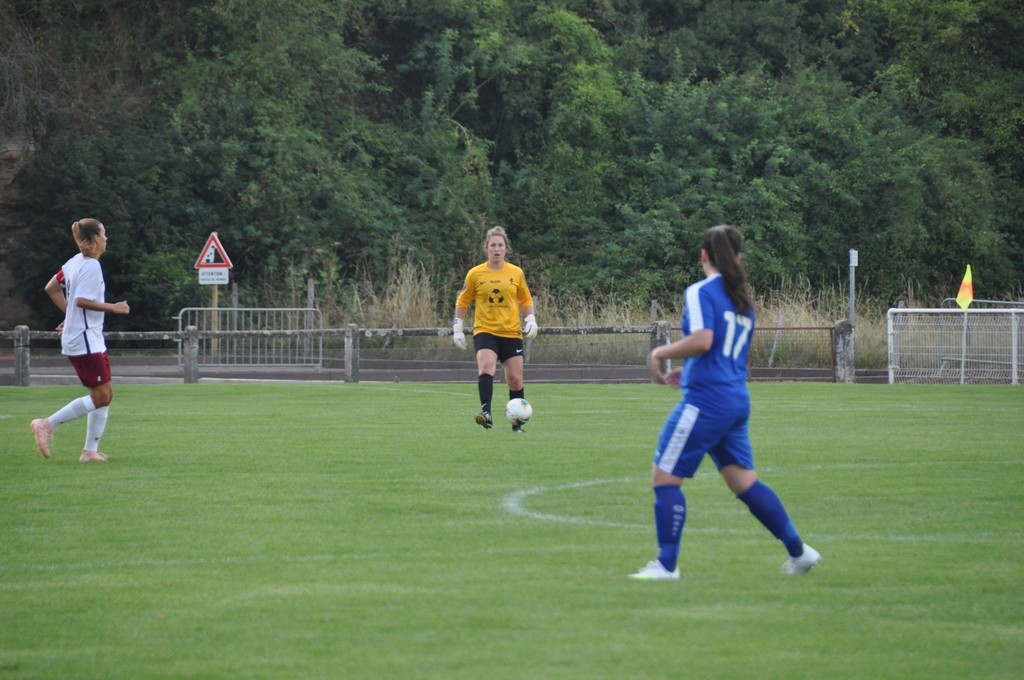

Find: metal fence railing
[3,319,856,385]
[175,307,323,367]
[1,322,671,385]
[888,308,1023,384]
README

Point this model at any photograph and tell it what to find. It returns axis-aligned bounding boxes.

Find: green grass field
[1,382,1022,679]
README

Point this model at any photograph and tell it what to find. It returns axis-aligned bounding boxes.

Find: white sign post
[849,249,858,327]
[195,233,234,355]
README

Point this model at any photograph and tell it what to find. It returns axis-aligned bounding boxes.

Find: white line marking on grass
[361,384,466,398]
[503,479,645,529]
[2,553,350,574]
[503,478,774,534]
[759,459,1024,472]
[502,478,1024,545]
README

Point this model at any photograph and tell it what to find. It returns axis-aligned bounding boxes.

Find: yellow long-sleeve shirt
[456,262,534,338]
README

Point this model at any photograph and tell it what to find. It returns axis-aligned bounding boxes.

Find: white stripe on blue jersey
[680,273,754,412]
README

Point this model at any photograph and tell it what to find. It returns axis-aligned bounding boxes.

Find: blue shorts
[653,400,755,478]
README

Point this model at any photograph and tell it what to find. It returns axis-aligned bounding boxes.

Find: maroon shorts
[69,351,112,388]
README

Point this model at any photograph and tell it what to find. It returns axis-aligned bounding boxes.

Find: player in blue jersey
[630,225,820,580]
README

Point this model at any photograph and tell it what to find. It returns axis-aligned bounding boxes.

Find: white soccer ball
[505,398,533,425]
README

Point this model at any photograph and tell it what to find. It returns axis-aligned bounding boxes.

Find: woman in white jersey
[630,225,820,580]
[30,218,130,462]
[452,225,538,432]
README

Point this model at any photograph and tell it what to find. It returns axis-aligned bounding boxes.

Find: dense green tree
[8,0,498,326]
[852,0,1024,292]
[3,0,1021,331]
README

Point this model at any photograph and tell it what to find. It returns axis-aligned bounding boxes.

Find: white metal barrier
[175,307,323,367]
[887,308,1023,384]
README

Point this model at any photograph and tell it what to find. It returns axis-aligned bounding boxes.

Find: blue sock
[737,480,803,557]
[653,485,686,572]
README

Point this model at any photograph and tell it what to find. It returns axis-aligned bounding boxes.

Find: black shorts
[473,333,525,363]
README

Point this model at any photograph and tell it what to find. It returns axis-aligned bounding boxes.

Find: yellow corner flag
[956,265,973,310]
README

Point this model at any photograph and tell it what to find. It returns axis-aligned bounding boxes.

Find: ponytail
[71,218,104,253]
[703,225,753,315]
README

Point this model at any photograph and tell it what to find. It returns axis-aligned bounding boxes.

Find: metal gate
[888,308,1022,384]
[175,307,323,367]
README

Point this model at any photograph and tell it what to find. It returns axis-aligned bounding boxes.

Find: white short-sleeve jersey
[59,253,107,356]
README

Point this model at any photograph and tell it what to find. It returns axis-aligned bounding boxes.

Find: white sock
[49,395,96,431]
[85,406,109,453]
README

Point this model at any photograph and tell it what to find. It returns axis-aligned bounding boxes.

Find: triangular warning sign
[195,232,233,269]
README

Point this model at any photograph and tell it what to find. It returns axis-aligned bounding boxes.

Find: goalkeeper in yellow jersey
[453,225,538,432]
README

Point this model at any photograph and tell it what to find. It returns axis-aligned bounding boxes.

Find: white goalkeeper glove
[452,318,467,349]
[523,314,538,340]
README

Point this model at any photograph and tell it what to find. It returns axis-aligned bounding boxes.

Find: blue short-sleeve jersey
[680,274,755,412]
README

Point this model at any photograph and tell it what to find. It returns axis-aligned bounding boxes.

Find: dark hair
[703,224,753,314]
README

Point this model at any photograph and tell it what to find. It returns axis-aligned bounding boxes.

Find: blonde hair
[483,225,512,254]
[71,218,105,255]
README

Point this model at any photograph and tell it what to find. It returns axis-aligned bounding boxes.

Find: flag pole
[960,311,967,385]
[956,265,973,385]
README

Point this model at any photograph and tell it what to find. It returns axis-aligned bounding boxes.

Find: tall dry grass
[755,280,894,369]
[262,262,902,368]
